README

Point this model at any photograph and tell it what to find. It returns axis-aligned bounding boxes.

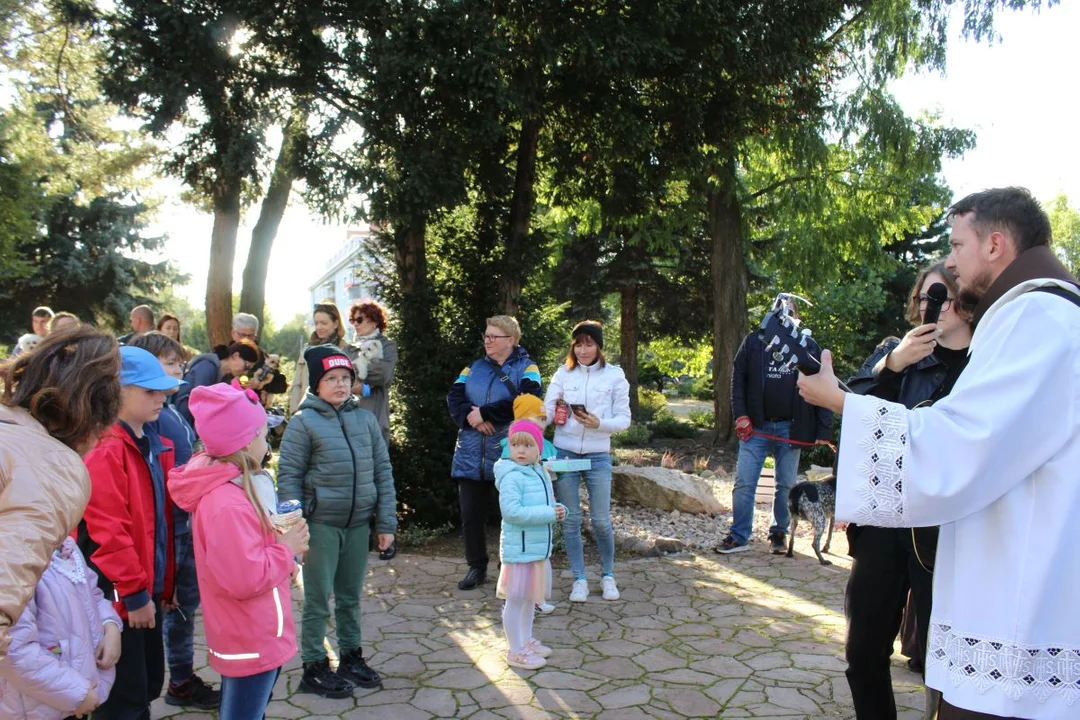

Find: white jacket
[544,362,631,455]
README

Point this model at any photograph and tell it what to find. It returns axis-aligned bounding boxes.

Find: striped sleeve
[454,366,471,384]
[522,364,541,385]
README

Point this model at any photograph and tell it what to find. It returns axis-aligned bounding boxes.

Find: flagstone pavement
[155,545,927,719]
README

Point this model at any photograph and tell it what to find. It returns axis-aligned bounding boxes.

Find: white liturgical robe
[836,278,1080,719]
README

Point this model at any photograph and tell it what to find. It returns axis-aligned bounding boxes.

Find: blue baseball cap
[119,346,184,392]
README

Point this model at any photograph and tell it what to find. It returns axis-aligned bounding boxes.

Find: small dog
[16,333,43,355]
[250,353,281,387]
[353,338,383,381]
[786,475,836,565]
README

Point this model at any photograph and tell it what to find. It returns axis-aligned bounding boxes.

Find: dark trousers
[458,478,496,572]
[163,531,200,682]
[93,604,164,720]
[845,526,934,720]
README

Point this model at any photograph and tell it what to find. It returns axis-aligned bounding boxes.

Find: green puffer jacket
[277,393,397,533]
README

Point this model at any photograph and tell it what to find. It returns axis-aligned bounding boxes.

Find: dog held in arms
[786,475,836,565]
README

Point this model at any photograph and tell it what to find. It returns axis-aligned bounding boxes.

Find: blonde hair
[486,315,521,343]
[212,449,274,535]
[508,431,540,463]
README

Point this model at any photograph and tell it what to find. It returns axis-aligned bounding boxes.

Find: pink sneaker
[525,637,553,658]
[506,650,546,670]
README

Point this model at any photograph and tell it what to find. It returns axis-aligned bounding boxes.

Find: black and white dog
[785,476,836,565]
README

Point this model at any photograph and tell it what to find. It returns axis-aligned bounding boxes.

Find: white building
[308,226,380,337]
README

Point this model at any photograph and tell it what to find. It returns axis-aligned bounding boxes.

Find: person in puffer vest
[0,537,121,720]
[277,345,397,700]
[494,420,565,671]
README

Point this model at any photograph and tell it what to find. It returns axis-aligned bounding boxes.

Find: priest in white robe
[799,187,1080,720]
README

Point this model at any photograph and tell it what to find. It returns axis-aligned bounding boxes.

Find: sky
[160,2,1080,322]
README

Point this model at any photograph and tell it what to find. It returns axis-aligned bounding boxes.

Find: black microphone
[922,282,948,325]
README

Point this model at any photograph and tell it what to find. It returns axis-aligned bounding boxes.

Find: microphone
[922,282,948,325]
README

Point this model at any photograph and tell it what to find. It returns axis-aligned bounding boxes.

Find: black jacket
[847,338,953,409]
[730,331,833,444]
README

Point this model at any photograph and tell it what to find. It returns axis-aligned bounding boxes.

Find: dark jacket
[174,353,222,428]
[447,346,542,482]
[276,393,397,532]
[847,338,952,409]
[730,331,832,443]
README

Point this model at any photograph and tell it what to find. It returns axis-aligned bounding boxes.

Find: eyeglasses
[235,331,256,340]
[916,295,955,311]
[482,334,511,343]
[350,317,367,325]
[322,375,353,386]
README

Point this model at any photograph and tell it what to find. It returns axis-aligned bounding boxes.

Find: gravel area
[596,471,844,554]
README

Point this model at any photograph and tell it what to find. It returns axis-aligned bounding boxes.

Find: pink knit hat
[508,419,544,450]
[189,381,268,458]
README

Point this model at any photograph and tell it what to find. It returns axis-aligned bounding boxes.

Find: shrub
[396,521,455,550]
[612,422,652,446]
[637,387,667,422]
[690,374,714,401]
[688,409,714,429]
[649,410,697,439]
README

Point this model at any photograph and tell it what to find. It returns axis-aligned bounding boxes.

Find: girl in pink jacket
[168,382,309,719]
[0,537,122,719]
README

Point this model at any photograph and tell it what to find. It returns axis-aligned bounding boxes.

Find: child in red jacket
[81,346,181,719]
[169,382,307,719]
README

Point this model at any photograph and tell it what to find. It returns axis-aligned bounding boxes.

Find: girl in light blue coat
[493,420,566,671]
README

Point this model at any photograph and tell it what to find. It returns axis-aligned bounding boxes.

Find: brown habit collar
[972,245,1078,328]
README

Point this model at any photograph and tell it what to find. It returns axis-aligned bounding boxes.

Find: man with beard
[798,187,1080,720]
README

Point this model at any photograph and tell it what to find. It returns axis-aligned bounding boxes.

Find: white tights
[502,599,535,654]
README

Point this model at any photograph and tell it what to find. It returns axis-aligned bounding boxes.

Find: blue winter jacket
[494,459,556,564]
[447,346,542,482]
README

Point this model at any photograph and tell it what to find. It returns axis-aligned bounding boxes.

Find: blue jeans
[555,450,615,580]
[729,420,801,545]
[219,667,280,720]
[163,531,200,681]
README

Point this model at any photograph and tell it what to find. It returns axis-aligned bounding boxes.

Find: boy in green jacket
[277,345,397,698]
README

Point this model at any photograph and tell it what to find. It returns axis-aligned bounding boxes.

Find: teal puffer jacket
[494,459,557,563]
[277,393,397,533]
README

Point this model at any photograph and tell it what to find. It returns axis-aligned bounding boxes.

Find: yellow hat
[513,394,546,420]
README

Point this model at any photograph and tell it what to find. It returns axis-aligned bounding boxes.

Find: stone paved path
[155,544,926,719]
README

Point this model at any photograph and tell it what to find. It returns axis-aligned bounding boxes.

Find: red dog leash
[747,429,836,453]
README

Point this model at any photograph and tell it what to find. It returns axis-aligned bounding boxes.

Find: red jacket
[169,454,297,677]
[81,424,175,620]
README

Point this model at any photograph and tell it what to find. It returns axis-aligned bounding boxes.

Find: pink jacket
[168,454,296,677]
[0,538,120,720]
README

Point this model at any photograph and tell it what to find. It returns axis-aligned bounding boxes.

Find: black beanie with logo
[304,344,355,393]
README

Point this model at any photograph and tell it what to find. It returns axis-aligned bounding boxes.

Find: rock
[806,464,833,482]
[611,466,725,515]
[654,536,686,554]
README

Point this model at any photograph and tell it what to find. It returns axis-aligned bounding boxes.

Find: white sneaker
[569,578,589,603]
[534,601,556,615]
[601,576,620,601]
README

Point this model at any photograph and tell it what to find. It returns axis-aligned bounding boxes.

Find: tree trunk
[240,111,306,334]
[499,118,541,316]
[394,220,428,297]
[206,179,242,348]
[620,280,640,419]
[708,155,748,444]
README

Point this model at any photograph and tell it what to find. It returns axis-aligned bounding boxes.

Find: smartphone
[570,403,588,415]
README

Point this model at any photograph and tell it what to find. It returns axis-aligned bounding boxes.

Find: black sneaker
[339,648,383,689]
[768,531,786,555]
[457,567,486,590]
[299,658,355,698]
[164,674,221,709]
[714,535,749,554]
[379,540,397,560]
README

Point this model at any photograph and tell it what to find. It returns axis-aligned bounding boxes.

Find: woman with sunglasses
[447,315,542,591]
[289,301,349,415]
[843,259,973,720]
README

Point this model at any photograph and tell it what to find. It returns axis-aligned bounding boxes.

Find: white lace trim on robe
[847,397,909,525]
[928,622,1080,706]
